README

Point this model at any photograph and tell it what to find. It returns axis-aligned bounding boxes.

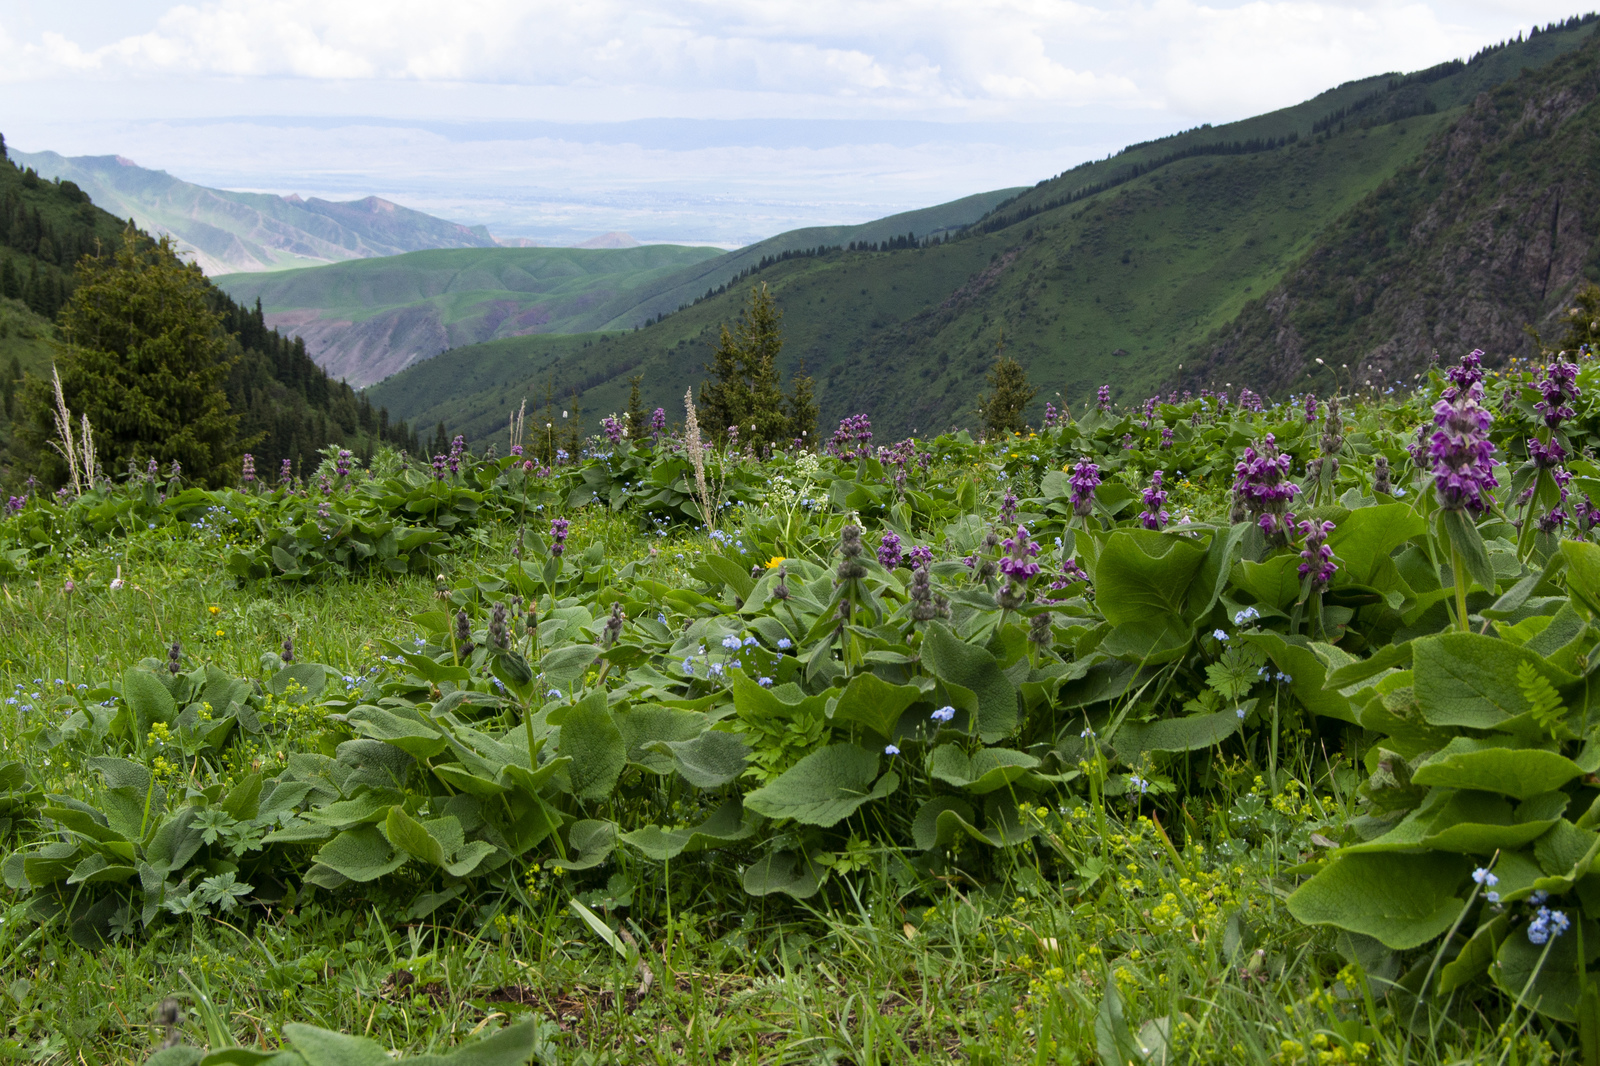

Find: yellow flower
[765,556,786,569]
[208,605,220,615]
[215,629,225,638]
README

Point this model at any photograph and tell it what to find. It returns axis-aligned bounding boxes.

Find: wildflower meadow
[3,349,1600,1064]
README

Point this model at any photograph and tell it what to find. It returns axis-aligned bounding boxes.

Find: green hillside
[214,244,725,386]
[0,136,424,484]
[1186,26,1600,394]
[11,150,497,276]
[368,14,1600,446]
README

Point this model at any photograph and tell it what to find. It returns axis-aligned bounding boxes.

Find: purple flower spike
[1097,385,1111,411]
[1298,519,1337,592]
[878,530,903,569]
[550,517,571,557]
[1304,394,1318,423]
[1140,471,1170,531]
[1427,351,1499,515]
[1536,357,1580,429]
[1068,461,1101,517]
[1233,433,1300,536]
[998,525,1042,581]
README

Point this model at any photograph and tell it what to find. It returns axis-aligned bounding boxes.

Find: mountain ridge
[9,150,498,275]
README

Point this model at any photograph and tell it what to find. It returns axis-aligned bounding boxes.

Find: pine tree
[699,283,789,447]
[15,232,240,485]
[785,358,818,446]
[625,373,647,443]
[432,422,449,456]
[976,336,1037,437]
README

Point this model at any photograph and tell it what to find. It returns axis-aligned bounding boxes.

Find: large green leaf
[1088,529,1208,627]
[1491,917,1600,1022]
[1114,708,1242,756]
[911,796,977,850]
[651,730,750,788]
[620,800,759,860]
[1412,739,1585,799]
[920,622,1018,742]
[1328,503,1425,584]
[831,672,922,740]
[1412,632,1577,729]
[558,691,626,801]
[1242,633,1357,723]
[927,745,1041,793]
[743,743,898,827]
[1286,852,1472,949]
[741,850,824,898]
[1234,555,1303,612]
[540,645,599,690]
[122,669,175,731]
[309,826,406,884]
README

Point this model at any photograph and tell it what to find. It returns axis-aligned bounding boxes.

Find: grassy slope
[1186,31,1600,394]
[12,151,496,276]
[216,245,724,328]
[370,119,1444,442]
[371,20,1600,444]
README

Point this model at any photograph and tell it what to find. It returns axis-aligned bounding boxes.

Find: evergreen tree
[431,422,449,456]
[625,373,648,443]
[785,358,818,446]
[976,336,1037,437]
[700,283,789,448]
[15,232,240,485]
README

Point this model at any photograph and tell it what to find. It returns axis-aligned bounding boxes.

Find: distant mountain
[8,150,497,275]
[576,232,641,249]
[214,245,726,386]
[0,139,423,482]
[365,14,1600,445]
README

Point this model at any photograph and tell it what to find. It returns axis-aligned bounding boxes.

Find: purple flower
[4,495,25,514]
[336,449,352,478]
[1528,436,1567,470]
[1576,494,1600,535]
[1540,507,1568,534]
[280,459,293,484]
[1068,461,1101,517]
[241,454,256,483]
[908,545,933,570]
[1043,402,1057,428]
[1297,519,1337,592]
[550,517,571,557]
[1140,471,1170,531]
[1529,356,1580,428]
[602,416,623,443]
[1122,433,1135,450]
[651,407,667,435]
[1160,426,1173,450]
[1233,433,1300,536]
[1097,385,1111,411]
[1427,353,1498,514]
[1000,492,1018,525]
[432,454,448,480]
[998,525,1042,581]
[1304,394,1318,423]
[1239,388,1263,413]
[448,435,466,474]
[878,530,903,569]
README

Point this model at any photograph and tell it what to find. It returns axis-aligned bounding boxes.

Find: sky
[0,1,1588,245]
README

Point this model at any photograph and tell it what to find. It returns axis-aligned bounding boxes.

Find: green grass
[0,501,1528,1066]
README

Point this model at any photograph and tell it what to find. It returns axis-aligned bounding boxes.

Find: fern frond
[1516,660,1565,737]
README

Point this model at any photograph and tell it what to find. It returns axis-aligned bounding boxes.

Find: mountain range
[211,188,1020,386]
[365,14,1600,445]
[8,150,498,275]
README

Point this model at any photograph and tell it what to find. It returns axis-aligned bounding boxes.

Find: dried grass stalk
[48,365,83,496]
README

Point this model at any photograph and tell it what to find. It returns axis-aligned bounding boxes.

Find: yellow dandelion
[208,605,220,615]
[765,555,786,569]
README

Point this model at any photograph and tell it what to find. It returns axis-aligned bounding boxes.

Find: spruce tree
[15,232,240,486]
[432,422,449,456]
[785,358,818,446]
[625,373,648,443]
[699,283,789,447]
[976,336,1037,437]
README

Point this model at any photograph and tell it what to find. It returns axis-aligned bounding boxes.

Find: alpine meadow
[11,11,1600,1066]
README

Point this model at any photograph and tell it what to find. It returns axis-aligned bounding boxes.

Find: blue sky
[0,1,1586,244]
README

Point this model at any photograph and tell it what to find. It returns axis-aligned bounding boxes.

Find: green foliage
[697,283,794,448]
[14,232,239,485]
[975,339,1037,437]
